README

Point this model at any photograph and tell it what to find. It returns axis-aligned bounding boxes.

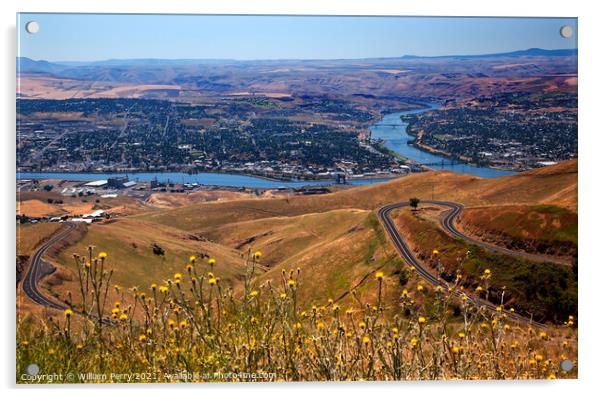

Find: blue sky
[17,14,577,61]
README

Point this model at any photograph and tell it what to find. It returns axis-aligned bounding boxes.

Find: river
[369,104,516,178]
[16,171,391,189]
[18,104,515,187]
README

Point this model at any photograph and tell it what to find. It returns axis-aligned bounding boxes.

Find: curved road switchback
[19,222,113,325]
[438,202,570,266]
[21,222,78,310]
[378,200,546,328]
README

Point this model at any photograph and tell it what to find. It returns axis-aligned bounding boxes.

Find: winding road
[378,200,546,327]
[22,203,547,327]
[21,222,78,311]
[438,202,569,266]
[20,222,114,325]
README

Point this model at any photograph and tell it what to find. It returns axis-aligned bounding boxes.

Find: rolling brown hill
[122,160,576,317]
[136,160,577,231]
[456,204,577,259]
[24,160,576,323]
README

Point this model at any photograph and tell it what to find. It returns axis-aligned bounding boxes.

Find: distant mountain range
[400,47,577,59]
[17,48,577,74]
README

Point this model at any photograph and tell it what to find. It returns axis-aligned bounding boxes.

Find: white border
[2,1,600,395]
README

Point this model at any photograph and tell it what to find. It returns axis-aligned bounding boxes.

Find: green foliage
[462,243,577,322]
[399,210,577,323]
[362,213,386,264]
[409,198,420,210]
[398,267,410,286]
[532,204,569,215]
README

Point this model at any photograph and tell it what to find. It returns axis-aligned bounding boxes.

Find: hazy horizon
[18,46,577,64]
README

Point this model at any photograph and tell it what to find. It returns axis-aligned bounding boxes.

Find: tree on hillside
[409,197,420,210]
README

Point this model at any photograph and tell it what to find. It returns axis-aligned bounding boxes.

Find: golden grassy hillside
[17,222,63,257]
[43,160,573,320]
[457,204,577,258]
[136,160,577,232]
[145,190,259,208]
[20,218,247,322]
[19,161,578,323]
[16,161,579,381]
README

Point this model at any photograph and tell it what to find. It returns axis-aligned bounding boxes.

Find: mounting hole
[559,359,573,371]
[26,363,40,376]
[25,21,39,34]
[560,25,573,39]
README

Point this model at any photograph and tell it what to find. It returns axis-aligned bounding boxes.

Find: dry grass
[146,190,257,209]
[15,161,578,382]
[16,222,63,256]
[17,199,65,217]
[54,218,247,298]
[136,160,577,232]
[457,204,577,258]
[16,247,577,382]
